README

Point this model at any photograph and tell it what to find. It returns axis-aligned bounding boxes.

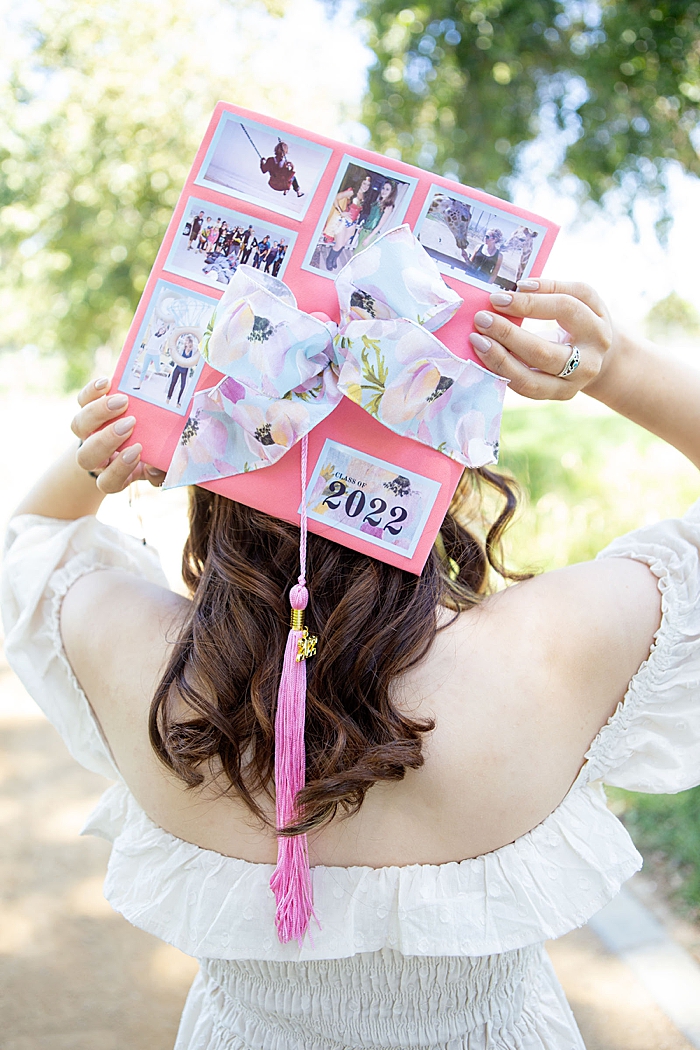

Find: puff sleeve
[2,514,170,780]
[584,499,700,793]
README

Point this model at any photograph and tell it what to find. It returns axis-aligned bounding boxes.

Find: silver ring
[557,343,580,379]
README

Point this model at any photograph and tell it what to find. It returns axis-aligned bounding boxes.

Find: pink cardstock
[110,102,559,573]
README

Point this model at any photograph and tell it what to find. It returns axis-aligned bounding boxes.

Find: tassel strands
[269,435,319,945]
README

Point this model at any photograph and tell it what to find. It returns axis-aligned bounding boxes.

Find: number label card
[303,440,442,559]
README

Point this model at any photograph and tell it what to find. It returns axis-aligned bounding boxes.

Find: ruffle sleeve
[2,514,170,780]
[586,498,700,793]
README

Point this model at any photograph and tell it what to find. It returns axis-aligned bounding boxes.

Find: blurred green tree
[0,0,290,386]
[645,291,700,340]
[360,1,700,219]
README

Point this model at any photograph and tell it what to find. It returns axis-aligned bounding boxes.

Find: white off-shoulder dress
[4,505,700,1050]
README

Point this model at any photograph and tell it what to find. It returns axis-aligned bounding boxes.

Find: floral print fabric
[164,225,508,489]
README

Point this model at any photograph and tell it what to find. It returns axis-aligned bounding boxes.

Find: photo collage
[126,108,548,416]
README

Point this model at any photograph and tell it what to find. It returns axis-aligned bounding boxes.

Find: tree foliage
[0,0,296,385]
[360,0,700,213]
[645,291,700,339]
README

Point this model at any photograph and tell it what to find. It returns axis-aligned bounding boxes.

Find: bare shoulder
[472,554,662,719]
[60,568,190,721]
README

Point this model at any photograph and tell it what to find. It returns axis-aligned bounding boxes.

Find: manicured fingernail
[490,292,512,307]
[474,310,493,329]
[114,415,136,435]
[517,279,539,291]
[470,333,492,353]
[122,444,142,465]
[94,376,109,390]
[107,394,128,411]
[146,466,162,477]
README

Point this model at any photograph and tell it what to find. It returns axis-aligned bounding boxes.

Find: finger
[514,279,608,319]
[469,334,578,401]
[130,463,166,486]
[71,392,130,440]
[144,466,166,487]
[76,416,136,471]
[76,376,111,409]
[484,292,605,343]
[96,444,142,494]
[472,310,600,383]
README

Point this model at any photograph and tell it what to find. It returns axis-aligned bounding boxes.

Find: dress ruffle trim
[82,780,641,961]
[588,504,700,793]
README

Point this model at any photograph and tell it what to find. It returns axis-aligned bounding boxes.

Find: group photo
[195,112,332,220]
[117,281,212,414]
[164,196,295,287]
[304,156,416,276]
[415,188,547,292]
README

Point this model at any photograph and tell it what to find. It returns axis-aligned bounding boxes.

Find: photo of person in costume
[415,187,546,292]
[118,281,212,414]
[196,112,332,220]
[307,159,414,275]
[8,273,700,1050]
[165,197,296,288]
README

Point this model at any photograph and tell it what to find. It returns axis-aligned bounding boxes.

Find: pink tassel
[270,436,319,945]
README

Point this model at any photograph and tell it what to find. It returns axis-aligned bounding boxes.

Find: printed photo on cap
[164,196,297,289]
[414,186,547,292]
[118,280,215,415]
[302,155,417,279]
[194,112,332,221]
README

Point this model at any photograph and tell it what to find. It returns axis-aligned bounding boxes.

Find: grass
[497,399,700,910]
[606,786,700,914]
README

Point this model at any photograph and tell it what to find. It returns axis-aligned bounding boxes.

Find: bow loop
[206,264,334,397]
[335,225,463,332]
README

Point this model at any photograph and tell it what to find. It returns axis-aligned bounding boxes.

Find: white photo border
[194,112,333,222]
[118,278,217,416]
[163,195,298,290]
[300,154,419,281]
[413,184,548,293]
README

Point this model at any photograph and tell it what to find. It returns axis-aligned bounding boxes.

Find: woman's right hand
[470,278,700,471]
[468,279,615,401]
[71,378,166,493]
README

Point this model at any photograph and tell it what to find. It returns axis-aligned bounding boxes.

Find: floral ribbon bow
[164,225,508,489]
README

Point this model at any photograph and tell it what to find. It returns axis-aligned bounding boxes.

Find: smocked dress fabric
[3,503,700,1049]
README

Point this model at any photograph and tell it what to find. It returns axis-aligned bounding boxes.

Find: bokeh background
[2,1,700,1047]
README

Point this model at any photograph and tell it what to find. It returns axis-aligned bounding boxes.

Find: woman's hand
[71,378,166,493]
[468,279,614,401]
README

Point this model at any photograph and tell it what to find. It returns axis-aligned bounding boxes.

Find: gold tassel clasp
[296,627,318,662]
[289,607,318,661]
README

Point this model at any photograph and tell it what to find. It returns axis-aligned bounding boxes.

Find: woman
[259,141,304,198]
[165,330,200,408]
[132,319,170,389]
[321,185,352,245]
[469,228,504,283]
[325,173,372,270]
[205,220,221,256]
[357,179,398,251]
[4,279,700,1049]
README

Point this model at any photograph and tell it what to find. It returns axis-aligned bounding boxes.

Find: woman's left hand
[71,378,166,493]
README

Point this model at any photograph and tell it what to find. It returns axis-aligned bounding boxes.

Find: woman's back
[6,274,700,1048]
[59,550,660,868]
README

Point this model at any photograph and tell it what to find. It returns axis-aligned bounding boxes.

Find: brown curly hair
[149,468,527,837]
